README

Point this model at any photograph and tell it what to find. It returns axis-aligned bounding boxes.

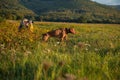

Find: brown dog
[42,28,75,41]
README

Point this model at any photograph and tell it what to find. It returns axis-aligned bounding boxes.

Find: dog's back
[42,28,75,41]
[47,28,63,37]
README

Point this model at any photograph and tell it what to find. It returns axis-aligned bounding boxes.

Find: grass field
[0,20,120,80]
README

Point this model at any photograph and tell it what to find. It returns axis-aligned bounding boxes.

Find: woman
[18,18,34,32]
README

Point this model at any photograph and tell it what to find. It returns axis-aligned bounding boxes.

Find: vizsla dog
[42,28,75,41]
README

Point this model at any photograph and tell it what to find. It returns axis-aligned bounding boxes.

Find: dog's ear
[42,34,47,36]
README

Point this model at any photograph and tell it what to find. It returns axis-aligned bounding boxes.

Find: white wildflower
[85,43,91,47]
[57,42,60,44]
[85,48,88,51]
[95,48,98,51]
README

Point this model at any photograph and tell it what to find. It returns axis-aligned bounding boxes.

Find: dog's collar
[65,28,70,34]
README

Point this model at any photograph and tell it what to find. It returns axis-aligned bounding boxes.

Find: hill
[19,0,120,23]
[0,0,120,23]
[0,0,35,20]
[111,5,120,10]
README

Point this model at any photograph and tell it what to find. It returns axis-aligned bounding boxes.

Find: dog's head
[66,28,75,34]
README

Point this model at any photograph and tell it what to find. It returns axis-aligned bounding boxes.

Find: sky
[91,0,120,5]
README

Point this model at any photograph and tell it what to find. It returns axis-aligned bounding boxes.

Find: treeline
[0,11,120,24]
[35,10,120,23]
[0,11,34,20]
[38,17,120,24]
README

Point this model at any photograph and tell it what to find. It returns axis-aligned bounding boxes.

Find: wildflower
[74,45,77,48]
[0,44,5,48]
[11,48,16,53]
[44,48,51,53]
[95,48,98,51]
[73,45,77,50]
[85,48,88,51]
[54,44,57,47]
[109,42,114,49]
[25,51,32,56]
[47,49,51,53]
[26,51,32,54]
[85,43,91,47]
[57,42,60,44]
[0,44,5,50]
[30,39,33,42]
[29,38,33,42]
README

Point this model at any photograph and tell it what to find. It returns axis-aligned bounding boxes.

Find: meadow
[0,20,120,80]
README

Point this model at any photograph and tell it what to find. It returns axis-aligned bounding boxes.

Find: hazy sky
[91,0,120,5]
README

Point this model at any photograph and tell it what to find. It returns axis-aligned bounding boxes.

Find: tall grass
[0,21,120,80]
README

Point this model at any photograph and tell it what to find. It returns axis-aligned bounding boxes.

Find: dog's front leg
[61,37,64,41]
[64,35,67,41]
[42,34,49,41]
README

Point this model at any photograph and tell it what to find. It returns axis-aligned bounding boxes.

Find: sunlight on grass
[0,21,120,80]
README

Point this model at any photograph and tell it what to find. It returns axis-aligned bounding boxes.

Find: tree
[77,15,87,23]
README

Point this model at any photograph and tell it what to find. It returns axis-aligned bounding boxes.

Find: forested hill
[20,0,118,14]
[112,5,120,10]
[0,0,120,23]
[0,0,35,20]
